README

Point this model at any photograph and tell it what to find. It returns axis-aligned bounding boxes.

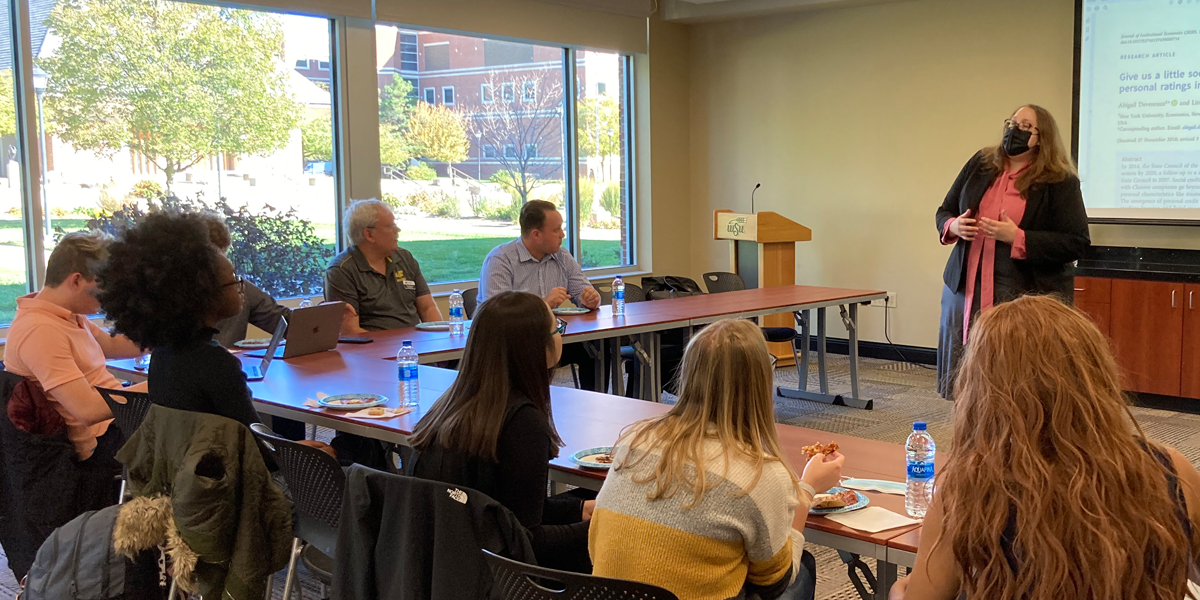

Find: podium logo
[727,216,747,236]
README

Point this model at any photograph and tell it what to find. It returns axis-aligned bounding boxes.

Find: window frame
[480,83,493,104]
[423,87,436,104]
[522,80,536,103]
[441,85,454,105]
[500,81,515,102]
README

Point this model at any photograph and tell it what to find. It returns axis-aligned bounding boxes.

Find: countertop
[1075,247,1200,284]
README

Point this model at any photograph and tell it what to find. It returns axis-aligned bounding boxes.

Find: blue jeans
[744,550,816,600]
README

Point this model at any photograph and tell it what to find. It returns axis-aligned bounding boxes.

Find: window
[522,81,536,103]
[423,42,450,71]
[318,61,331,71]
[0,2,27,324]
[376,26,568,284]
[576,51,633,268]
[33,3,340,306]
[403,77,419,98]
[424,87,435,104]
[296,59,308,68]
[399,32,419,71]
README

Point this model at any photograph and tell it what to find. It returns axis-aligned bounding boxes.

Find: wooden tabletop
[887,526,922,554]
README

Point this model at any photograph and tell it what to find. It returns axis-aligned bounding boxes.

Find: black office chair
[701,272,804,371]
[252,423,345,600]
[463,287,480,319]
[484,549,679,600]
[97,387,153,440]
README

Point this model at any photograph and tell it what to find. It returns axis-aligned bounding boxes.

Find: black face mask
[1002,127,1033,157]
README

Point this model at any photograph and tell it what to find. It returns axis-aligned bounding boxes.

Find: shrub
[71,193,333,298]
[578,178,595,225]
[478,197,522,222]
[50,206,73,218]
[130,180,164,200]
[405,190,460,218]
[408,162,437,181]
[601,183,622,218]
[380,192,403,211]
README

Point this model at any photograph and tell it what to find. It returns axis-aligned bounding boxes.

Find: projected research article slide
[1078,0,1200,218]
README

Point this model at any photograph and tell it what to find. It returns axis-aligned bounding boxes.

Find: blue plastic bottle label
[400,365,418,381]
[907,461,934,481]
[615,290,624,301]
[450,306,464,319]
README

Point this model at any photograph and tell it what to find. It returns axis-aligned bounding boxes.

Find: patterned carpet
[3,355,1197,600]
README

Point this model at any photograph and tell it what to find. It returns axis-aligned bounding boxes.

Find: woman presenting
[936,105,1089,399]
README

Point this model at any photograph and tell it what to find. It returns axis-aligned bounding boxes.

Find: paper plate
[234,338,286,349]
[416,320,471,331]
[552,307,591,315]
[809,487,870,515]
[569,446,614,469]
[318,393,388,410]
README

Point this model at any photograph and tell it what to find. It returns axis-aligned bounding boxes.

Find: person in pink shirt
[5,230,145,460]
[935,105,1089,400]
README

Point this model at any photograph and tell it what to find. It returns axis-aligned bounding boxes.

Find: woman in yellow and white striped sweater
[588,319,844,600]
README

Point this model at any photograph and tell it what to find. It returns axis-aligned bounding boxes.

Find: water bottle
[905,421,936,518]
[613,276,625,317]
[449,289,465,336]
[134,351,151,371]
[298,298,313,309]
[397,341,420,407]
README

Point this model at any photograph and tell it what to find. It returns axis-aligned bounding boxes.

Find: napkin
[841,478,907,496]
[821,506,919,533]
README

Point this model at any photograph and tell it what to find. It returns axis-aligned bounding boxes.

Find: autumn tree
[379,124,416,170]
[407,102,469,177]
[577,95,620,181]
[477,72,563,204]
[0,71,15,137]
[301,118,332,162]
[39,0,301,188]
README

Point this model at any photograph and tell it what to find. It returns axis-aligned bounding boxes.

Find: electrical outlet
[868,293,897,309]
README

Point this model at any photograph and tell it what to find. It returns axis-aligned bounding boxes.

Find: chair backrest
[483,549,679,600]
[96,387,153,439]
[463,288,480,319]
[623,282,646,303]
[702,272,747,294]
[251,423,345,532]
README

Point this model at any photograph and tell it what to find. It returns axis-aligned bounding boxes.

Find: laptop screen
[260,317,288,375]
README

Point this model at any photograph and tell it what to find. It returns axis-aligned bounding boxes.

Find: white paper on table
[841,478,906,495]
[822,506,919,533]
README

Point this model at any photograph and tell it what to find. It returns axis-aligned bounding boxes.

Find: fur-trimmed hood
[113,495,201,593]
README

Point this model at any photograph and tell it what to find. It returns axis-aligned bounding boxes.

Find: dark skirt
[937,244,1025,400]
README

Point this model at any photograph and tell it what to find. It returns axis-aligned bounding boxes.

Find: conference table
[337,285,888,408]
[109,347,914,600]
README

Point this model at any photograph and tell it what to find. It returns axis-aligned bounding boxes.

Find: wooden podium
[714,210,811,364]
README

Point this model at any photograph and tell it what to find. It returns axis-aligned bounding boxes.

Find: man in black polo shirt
[326,199,442,333]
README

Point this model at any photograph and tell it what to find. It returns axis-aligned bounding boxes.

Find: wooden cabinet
[1073,276,1112,337]
[1109,279,1185,397]
[1181,284,1200,399]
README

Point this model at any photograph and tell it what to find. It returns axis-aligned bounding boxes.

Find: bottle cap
[913,421,927,431]
[402,340,413,347]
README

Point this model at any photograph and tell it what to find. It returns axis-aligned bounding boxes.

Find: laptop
[245,317,286,381]
[245,302,343,360]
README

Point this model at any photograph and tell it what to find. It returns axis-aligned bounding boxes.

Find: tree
[0,70,15,137]
[407,102,469,175]
[577,96,620,180]
[379,124,415,170]
[477,72,564,204]
[379,78,416,132]
[39,0,302,188]
[301,118,332,162]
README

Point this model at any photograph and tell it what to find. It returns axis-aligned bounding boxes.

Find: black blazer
[936,151,1090,299]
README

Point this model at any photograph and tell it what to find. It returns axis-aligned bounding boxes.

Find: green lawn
[0,282,24,323]
[400,235,622,283]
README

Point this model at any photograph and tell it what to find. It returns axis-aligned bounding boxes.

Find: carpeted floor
[4,354,1199,600]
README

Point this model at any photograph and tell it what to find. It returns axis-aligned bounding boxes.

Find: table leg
[775,306,873,409]
[610,337,625,397]
[875,560,898,600]
[593,340,607,393]
[648,333,662,403]
[798,310,810,392]
[817,307,828,395]
[848,303,861,402]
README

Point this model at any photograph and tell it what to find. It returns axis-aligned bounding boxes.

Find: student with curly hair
[98,211,259,427]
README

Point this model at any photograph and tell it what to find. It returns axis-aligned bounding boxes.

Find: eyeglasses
[554,318,568,335]
[1004,119,1039,133]
[222,277,245,292]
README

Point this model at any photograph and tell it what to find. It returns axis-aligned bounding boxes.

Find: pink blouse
[941,168,1028,343]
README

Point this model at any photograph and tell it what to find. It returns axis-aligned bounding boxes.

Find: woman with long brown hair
[936,105,1090,399]
[589,319,843,600]
[405,291,594,573]
[891,295,1200,600]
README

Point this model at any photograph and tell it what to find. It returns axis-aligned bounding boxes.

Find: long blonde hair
[983,104,1077,194]
[614,319,797,507]
[938,295,1200,600]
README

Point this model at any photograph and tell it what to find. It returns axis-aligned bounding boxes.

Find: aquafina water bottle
[397,341,420,407]
[613,276,625,317]
[449,289,465,336]
[905,421,935,518]
[298,298,313,309]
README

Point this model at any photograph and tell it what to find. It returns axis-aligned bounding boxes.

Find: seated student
[326,199,441,333]
[98,211,262,428]
[5,230,145,461]
[477,200,602,389]
[589,318,841,600]
[405,291,594,573]
[890,295,1200,600]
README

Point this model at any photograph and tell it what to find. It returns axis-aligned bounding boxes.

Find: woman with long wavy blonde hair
[891,295,1200,600]
[588,319,843,600]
